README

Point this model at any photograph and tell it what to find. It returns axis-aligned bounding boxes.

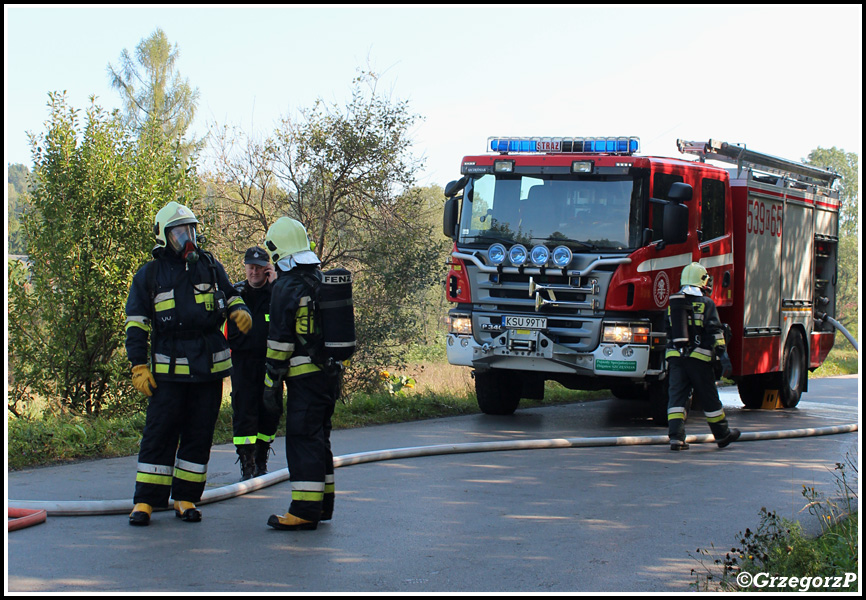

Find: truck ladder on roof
[676,138,839,187]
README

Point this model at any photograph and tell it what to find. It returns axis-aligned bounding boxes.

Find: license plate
[505,315,548,330]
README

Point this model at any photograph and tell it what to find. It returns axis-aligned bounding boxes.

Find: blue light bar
[490,138,537,153]
[488,136,640,155]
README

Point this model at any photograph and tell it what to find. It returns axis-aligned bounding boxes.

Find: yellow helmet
[681,262,709,288]
[264,217,320,267]
[154,201,199,248]
[154,201,200,262]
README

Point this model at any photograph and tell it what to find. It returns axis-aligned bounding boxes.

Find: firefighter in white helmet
[262,217,337,530]
[665,262,739,451]
[125,201,253,526]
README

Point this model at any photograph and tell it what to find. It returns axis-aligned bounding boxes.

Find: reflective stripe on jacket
[125,250,249,381]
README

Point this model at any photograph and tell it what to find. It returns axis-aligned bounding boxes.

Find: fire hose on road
[7,423,858,523]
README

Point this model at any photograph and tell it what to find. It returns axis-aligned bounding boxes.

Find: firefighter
[262,217,338,531]
[227,246,278,480]
[125,201,253,526]
[665,262,739,451]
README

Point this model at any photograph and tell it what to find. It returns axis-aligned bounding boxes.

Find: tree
[806,147,858,237]
[7,163,31,255]
[205,71,445,387]
[8,92,199,417]
[107,27,201,154]
[806,147,859,332]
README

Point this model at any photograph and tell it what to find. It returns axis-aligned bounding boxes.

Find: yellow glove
[230,308,253,334]
[131,364,157,397]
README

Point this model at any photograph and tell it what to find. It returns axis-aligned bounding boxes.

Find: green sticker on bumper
[596,360,637,372]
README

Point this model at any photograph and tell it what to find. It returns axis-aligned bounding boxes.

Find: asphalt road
[6,375,860,593]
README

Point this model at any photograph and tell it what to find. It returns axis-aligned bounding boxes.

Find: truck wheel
[475,370,521,415]
[737,374,768,409]
[777,330,807,408]
[610,383,644,400]
[647,381,669,428]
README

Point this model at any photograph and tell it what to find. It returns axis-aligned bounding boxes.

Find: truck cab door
[697,177,733,308]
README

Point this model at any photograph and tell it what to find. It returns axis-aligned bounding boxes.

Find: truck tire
[475,370,521,415]
[647,381,669,428]
[777,330,807,408]
[737,374,769,409]
[610,383,644,400]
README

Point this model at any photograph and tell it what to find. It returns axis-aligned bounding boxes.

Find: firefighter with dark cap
[125,201,253,526]
[227,246,278,481]
[665,262,739,451]
[262,217,337,530]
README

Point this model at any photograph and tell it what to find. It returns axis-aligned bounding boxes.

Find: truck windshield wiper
[533,236,597,251]
[464,234,516,245]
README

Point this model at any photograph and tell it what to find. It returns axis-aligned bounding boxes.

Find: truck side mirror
[662,202,689,245]
[444,177,468,198]
[667,182,693,202]
[443,197,459,239]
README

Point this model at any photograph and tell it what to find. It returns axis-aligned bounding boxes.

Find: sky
[4,4,863,189]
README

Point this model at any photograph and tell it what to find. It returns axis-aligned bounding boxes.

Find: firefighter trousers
[230,353,280,448]
[666,356,732,442]
[284,371,337,522]
[133,379,223,507]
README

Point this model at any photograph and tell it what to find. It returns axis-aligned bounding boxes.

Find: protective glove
[230,308,253,334]
[262,366,286,416]
[262,383,284,417]
[131,364,157,397]
[719,351,733,379]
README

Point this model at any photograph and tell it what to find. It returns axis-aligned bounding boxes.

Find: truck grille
[471,266,618,352]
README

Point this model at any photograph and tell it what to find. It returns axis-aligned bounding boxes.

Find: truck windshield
[460,174,643,251]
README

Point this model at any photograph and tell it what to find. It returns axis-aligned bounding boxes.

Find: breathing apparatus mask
[167,224,200,264]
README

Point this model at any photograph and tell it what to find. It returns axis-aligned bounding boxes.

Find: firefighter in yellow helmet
[664,262,739,450]
[124,201,253,526]
[262,217,337,530]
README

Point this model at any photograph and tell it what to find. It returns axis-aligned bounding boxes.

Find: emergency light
[489,136,640,155]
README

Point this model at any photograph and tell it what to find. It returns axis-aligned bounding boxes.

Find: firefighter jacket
[227,279,272,359]
[265,265,324,383]
[125,249,250,381]
[664,287,726,363]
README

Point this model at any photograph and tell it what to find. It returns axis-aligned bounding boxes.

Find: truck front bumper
[446,330,651,377]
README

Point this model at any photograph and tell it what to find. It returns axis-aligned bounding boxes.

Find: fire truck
[442,137,840,422]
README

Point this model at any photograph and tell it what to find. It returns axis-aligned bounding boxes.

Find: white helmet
[264,217,320,269]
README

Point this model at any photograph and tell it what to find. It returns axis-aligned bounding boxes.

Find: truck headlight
[448,315,472,335]
[603,324,650,344]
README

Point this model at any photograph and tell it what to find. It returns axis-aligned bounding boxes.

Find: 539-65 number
[747,199,782,237]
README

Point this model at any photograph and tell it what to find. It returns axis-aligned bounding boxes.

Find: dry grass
[404,361,475,395]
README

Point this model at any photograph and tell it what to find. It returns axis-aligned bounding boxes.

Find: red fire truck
[442,137,840,422]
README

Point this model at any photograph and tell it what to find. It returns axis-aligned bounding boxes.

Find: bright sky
[4,4,862,189]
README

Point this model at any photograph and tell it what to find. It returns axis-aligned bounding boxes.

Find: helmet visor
[167,224,197,255]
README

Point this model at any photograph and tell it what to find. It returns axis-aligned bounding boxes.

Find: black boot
[254,440,273,477]
[236,445,256,481]
[716,428,741,448]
